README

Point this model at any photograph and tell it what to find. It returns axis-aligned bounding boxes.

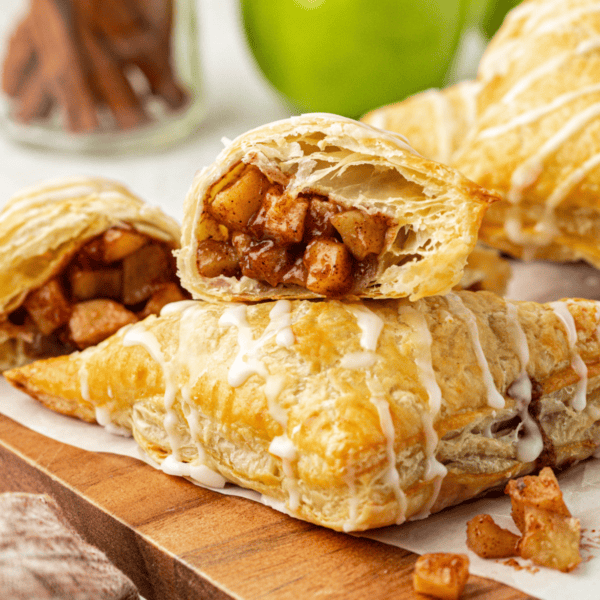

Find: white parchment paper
[2,260,600,600]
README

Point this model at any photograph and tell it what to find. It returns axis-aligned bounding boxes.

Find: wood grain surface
[0,412,535,600]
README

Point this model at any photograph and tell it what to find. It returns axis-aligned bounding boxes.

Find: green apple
[241,0,468,118]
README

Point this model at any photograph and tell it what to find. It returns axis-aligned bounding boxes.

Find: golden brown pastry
[361,80,481,165]
[0,176,187,371]
[177,114,497,302]
[6,291,600,532]
[452,0,600,265]
[457,244,512,295]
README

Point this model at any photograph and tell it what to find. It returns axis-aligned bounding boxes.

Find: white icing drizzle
[446,294,505,409]
[123,323,183,458]
[343,304,406,525]
[219,301,295,387]
[347,304,384,352]
[94,407,131,437]
[340,304,386,531]
[339,305,383,370]
[536,4,600,36]
[339,351,377,370]
[219,301,301,511]
[480,2,600,79]
[343,466,360,533]
[398,306,447,519]
[537,150,600,237]
[501,38,600,106]
[482,85,600,142]
[549,301,588,411]
[510,101,600,203]
[367,374,407,525]
[159,300,198,316]
[499,101,600,248]
[505,303,544,463]
[161,455,227,488]
[182,400,228,488]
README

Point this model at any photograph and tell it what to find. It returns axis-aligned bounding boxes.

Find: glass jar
[0,0,204,153]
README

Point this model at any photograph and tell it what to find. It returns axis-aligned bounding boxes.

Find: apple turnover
[6,291,600,531]
[0,176,188,371]
[361,80,481,165]
[453,0,600,265]
[177,114,497,302]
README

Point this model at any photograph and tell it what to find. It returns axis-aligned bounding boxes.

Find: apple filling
[6,226,189,358]
[196,164,393,296]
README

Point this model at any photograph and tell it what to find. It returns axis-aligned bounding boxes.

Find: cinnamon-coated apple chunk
[250,189,309,245]
[195,163,394,296]
[23,279,71,336]
[82,226,148,264]
[69,266,122,301]
[68,300,137,349]
[210,165,269,230]
[303,238,353,296]
[196,239,239,278]
[330,209,388,260]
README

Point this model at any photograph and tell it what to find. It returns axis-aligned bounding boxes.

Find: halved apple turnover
[177,114,497,302]
[0,176,188,370]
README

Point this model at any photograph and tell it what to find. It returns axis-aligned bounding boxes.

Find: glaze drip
[505,302,544,463]
[399,305,447,519]
[549,301,588,411]
[446,293,505,409]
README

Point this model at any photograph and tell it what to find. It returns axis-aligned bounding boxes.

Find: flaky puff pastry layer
[6,291,600,532]
[361,81,481,166]
[0,176,181,370]
[177,114,496,302]
[361,86,511,296]
[453,0,600,265]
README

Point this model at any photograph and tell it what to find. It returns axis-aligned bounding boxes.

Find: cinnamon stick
[1,0,189,134]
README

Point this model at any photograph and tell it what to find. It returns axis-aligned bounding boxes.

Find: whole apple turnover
[453,0,600,265]
[6,291,600,531]
[0,176,188,371]
[177,114,497,302]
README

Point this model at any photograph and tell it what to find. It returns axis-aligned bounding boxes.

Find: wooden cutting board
[0,412,532,600]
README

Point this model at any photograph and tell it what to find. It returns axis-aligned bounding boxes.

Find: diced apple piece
[251,189,309,244]
[330,209,388,260]
[231,231,253,256]
[80,226,148,264]
[240,240,291,287]
[466,514,519,559]
[196,239,239,278]
[413,553,469,600]
[23,279,71,336]
[505,467,570,534]
[303,238,353,296]
[282,256,308,286]
[68,299,137,349]
[122,244,171,306]
[518,506,582,572]
[101,228,148,263]
[209,166,269,231]
[140,283,189,318]
[69,267,122,300]
[303,196,342,240]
